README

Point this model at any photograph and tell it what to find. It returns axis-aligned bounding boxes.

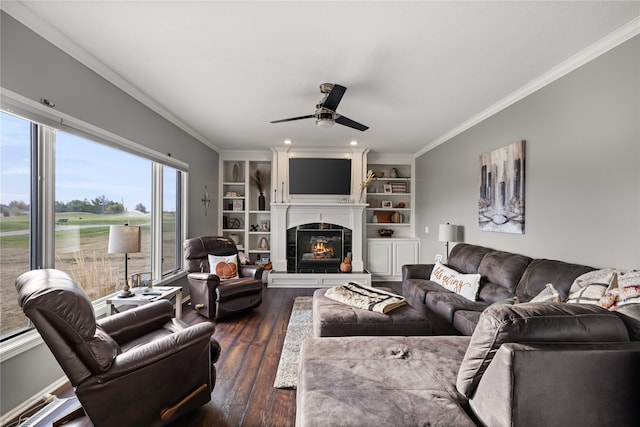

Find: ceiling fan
[270,83,369,131]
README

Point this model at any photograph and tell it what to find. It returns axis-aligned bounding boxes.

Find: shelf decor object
[359,170,375,203]
[251,169,268,211]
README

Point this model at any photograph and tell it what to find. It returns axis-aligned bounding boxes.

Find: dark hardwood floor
[166,286,316,427]
[39,282,400,427]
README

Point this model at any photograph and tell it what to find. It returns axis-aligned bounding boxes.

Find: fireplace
[268,202,370,287]
[287,223,352,273]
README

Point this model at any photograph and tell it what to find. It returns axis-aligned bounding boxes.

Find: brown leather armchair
[16,269,221,427]
[184,236,263,320]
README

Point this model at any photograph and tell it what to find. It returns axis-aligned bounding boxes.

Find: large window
[0,111,187,340]
[54,131,152,300]
[0,113,32,339]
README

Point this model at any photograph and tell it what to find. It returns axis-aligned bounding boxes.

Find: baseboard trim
[0,376,69,427]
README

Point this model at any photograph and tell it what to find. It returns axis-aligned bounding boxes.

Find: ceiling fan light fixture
[316,111,334,128]
[316,118,334,128]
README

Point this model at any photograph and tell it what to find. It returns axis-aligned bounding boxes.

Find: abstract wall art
[478,140,525,234]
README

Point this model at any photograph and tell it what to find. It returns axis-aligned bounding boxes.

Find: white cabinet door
[393,240,420,278]
[367,238,420,280]
[366,240,393,277]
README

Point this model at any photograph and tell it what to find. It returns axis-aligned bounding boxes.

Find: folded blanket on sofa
[324,282,407,314]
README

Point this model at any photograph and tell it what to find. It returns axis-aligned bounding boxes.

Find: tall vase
[258,193,266,211]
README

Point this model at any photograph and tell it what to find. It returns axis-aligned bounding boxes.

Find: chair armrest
[96,322,216,382]
[98,300,174,344]
[402,264,434,280]
[188,272,221,282]
[469,341,640,427]
[240,265,264,280]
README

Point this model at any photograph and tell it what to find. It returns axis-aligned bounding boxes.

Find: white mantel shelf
[268,202,370,287]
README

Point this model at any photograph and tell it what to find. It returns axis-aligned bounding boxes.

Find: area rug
[273,296,313,389]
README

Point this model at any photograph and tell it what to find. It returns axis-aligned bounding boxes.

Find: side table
[105,286,183,319]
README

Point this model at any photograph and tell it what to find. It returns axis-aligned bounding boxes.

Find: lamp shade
[438,224,462,243]
[108,225,141,254]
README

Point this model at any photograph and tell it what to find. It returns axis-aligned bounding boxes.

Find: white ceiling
[4,1,640,155]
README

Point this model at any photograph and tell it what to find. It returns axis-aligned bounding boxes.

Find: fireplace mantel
[270,202,368,273]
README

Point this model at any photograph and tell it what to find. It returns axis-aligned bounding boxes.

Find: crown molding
[414,16,640,158]
[1,1,220,152]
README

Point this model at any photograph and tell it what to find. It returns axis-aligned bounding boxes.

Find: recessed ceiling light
[284,139,292,145]
[350,140,358,146]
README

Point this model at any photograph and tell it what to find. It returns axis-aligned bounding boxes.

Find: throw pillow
[208,254,239,280]
[530,283,561,302]
[569,269,616,294]
[619,285,640,306]
[430,261,481,301]
[566,273,615,305]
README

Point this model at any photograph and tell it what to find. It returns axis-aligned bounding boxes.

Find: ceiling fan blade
[321,84,346,112]
[335,115,369,131]
[270,115,314,124]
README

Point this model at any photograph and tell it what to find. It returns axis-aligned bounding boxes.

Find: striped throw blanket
[324,282,407,314]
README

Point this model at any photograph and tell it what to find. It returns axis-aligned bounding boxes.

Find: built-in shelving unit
[365,154,419,280]
[220,154,272,265]
[365,162,413,238]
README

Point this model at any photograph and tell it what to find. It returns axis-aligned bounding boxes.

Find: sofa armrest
[98,300,174,344]
[402,264,434,280]
[469,341,640,427]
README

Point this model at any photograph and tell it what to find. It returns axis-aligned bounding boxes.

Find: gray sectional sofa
[402,243,596,335]
[297,244,640,426]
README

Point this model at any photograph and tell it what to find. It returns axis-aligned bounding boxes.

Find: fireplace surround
[268,202,371,287]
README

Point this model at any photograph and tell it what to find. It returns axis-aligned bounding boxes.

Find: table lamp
[108,224,141,297]
[438,223,463,259]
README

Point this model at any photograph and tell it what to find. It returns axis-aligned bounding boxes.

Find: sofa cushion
[452,310,482,336]
[297,336,476,427]
[430,261,481,301]
[515,259,594,302]
[456,302,630,398]
[477,250,531,303]
[402,278,449,306]
[425,292,490,324]
[612,304,640,341]
[447,243,493,274]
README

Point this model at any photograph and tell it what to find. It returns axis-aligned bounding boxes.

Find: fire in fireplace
[311,238,335,259]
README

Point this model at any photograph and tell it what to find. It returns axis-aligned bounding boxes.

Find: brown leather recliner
[184,236,263,320]
[16,269,221,427]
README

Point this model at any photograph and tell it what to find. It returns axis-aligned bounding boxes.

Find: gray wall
[1,12,219,415]
[415,35,639,269]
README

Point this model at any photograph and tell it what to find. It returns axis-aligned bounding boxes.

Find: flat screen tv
[289,158,352,195]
